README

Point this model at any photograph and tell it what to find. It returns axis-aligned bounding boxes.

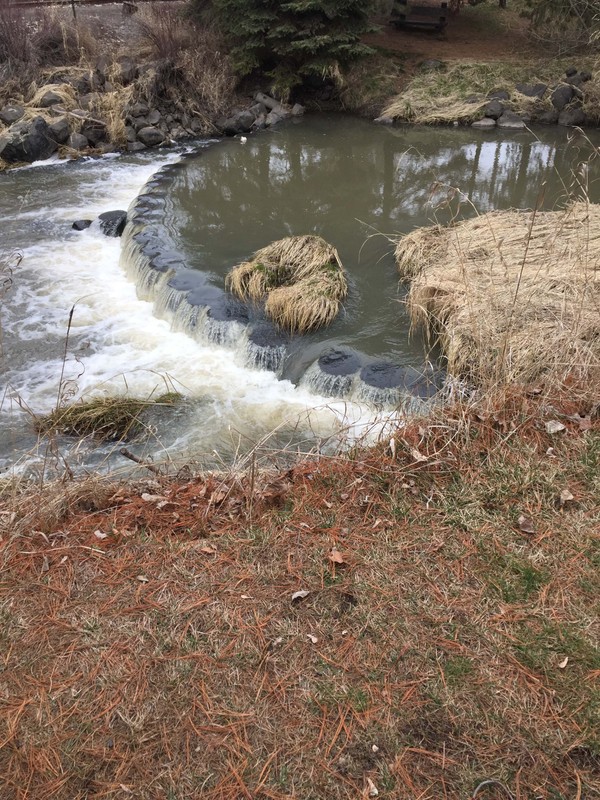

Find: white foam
[2,151,388,468]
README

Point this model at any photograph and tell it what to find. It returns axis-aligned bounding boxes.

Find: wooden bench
[392,0,448,31]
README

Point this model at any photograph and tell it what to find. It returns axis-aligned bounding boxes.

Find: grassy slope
[1,390,599,799]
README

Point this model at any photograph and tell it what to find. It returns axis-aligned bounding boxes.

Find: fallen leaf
[366,777,379,797]
[329,548,346,565]
[410,448,428,462]
[199,545,217,554]
[340,493,349,500]
[136,574,149,583]
[558,656,569,669]
[518,514,535,534]
[141,493,167,503]
[323,500,333,509]
[307,633,318,644]
[240,594,252,600]
[94,530,108,540]
[291,590,309,602]
[559,489,574,506]
[545,420,566,435]
[371,744,380,753]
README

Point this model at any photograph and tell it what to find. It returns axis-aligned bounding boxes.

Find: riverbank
[1,384,599,799]
[1,1,599,169]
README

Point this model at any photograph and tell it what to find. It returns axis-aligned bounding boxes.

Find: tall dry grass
[395,200,600,389]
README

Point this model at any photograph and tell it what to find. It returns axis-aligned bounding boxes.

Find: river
[1,116,599,476]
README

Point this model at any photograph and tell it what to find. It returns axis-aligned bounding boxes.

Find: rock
[117,56,138,84]
[465,93,485,104]
[483,99,504,119]
[90,72,104,92]
[104,81,115,93]
[515,82,547,99]
[472,117,496,129]
[488,89,510,101]
[146,109,162,125]
[252,113,267,130]
[78,93,100,111]
[129,116,149,132]
[68,132,89,151]
[496,111,526,129]
[419,59,445,71]
[127,141,147,152]
[579,71,592,83]
[551,84,574,111]
[533,109,559,124]
[48,118,70,144]
[558,107,587,127]
[565,66,578,78]
[72,219,93,231]
[98,210,127,237]
[0,116,58,163]
[190,118,204,133]
[170,125,187,140]
[38,90,64,108]
[70,74,91,95]
[374,115,394,125]
[95,56,112,81]
[125,125,137,142]
[266,110,285,126]
[291,103,305,116]
[221,110,255,135]
[0,104,25,125]
[80,121,107,146]
[129,101,149,117]
[137,126,164,146]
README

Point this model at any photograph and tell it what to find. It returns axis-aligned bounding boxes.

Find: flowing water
[2,117,599,475]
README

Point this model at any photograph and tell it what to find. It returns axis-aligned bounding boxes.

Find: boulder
[129,116,149,133]
[565,66,578,78]
[488,89,510,101]
[68,132,89,151]
[558,107,587,127]
[190,118,204,133]
[127,141,147,152]
[80,120,107,146]
[472,118,496,130]
[374,115,394,125]
[551,84,574,111]
[146,108,162,125]
[137,126,164,146]
[79,93,100,111]
[496,111,526,129]
[72,219,93,231]
[129,101,149,117]
[0,116,58,163]
[48,118,70,144]
[515,82,547,99]
[419,59,445,71]
[0,104,25,125]
[252,113,267,130]
[98,210,127,237]
[125,125,137,142]
[483,99,504,119]
[533,109,559,125]
[266,110,285,127]
[291,103,305,116]
[39,90,64,108]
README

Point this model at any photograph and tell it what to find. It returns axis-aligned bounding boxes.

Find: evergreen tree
[192,0,375,97]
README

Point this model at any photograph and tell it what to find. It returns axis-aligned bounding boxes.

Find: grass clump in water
[226,235,348,333]
[35,393,181,442]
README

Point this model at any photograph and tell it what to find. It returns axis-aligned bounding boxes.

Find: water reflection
[160,116,600,370]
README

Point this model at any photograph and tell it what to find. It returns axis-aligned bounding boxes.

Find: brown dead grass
[395,201,600,387]
[1,387,599,800]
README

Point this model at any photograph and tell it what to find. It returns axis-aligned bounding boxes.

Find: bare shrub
[136,5,191,60]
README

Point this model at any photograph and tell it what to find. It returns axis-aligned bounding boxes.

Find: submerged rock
[472,118,496,130]
[318,348,362,376]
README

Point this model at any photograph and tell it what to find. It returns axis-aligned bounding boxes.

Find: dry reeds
[395,202,600,385]
[226,235,348,333]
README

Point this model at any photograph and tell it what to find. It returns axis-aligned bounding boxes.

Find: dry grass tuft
[227,235,348,333]
[30,82,77,110]
[395,201,600,386]
[1,387,599,799]
[35,393,181,442]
